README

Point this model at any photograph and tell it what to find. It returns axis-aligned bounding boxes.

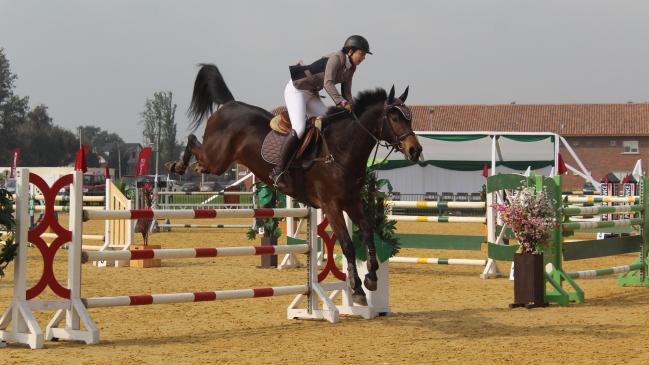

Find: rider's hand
[341,100,354,112]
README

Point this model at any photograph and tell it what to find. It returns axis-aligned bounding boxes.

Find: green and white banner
[372,132,557,195]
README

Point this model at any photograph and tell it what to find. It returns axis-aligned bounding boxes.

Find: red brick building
[273,103,649,189]
[410,103,648,190]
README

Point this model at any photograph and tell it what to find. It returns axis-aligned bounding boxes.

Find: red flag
[557,153,567,175]
[136,147,152,177]
[9,147,20,178]
[105,165,110,179]
[604,174,609,184]
[74,145,88,173]
[623,174,629,184]
[482,163,489,178]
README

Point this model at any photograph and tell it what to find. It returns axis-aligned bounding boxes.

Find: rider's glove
[341,100,354,112]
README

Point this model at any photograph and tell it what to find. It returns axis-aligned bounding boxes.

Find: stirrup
[270,171,286,189]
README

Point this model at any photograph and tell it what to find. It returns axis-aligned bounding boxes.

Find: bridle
[352,100,415,153]
[315,99,416,185]
[382,103,415,150]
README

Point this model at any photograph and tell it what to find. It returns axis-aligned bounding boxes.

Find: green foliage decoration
[246,181,285,240]
[351,163,401,263]
[0,187,18,277]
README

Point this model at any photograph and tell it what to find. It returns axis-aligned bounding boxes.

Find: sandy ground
[2,216,649,364]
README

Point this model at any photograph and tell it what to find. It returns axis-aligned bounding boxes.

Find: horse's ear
[398,86,409,103]
[387,85,395,104]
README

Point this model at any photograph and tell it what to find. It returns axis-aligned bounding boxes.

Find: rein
[315,102,414,185]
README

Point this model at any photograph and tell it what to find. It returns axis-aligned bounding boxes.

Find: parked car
[120,175,135,186]
[59,172,106,195]
[181,182,199,192]
[200,181,222,192]
[167,179,179,191]
[136,175,167,189]
[3,178,16,195]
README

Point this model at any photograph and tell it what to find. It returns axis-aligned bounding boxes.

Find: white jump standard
[1,169,377,350]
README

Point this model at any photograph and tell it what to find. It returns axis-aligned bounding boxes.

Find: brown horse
[168,64,422,305]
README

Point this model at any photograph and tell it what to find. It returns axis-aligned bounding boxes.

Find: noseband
[382,103,415,151]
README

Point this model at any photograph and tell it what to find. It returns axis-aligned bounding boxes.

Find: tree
[139,91,178,176]
[106,143,135,178]
[76,125,124,168]
[17,105,78,167]
[0,49,77,167]
[78,126,123,148]
[0,48,29,165]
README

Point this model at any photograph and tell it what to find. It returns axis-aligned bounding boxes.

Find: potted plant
[131,182,161,268]
[492,182,557,309]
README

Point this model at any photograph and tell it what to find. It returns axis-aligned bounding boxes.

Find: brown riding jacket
[289,51,356,106]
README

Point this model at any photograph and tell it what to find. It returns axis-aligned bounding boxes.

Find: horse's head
[380,85,422,163]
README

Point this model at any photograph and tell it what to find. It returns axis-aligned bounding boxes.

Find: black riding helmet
[343,35,372,55]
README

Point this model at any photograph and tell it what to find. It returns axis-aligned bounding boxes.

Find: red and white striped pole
[82,244,309,263]
[83,208,309,221]
[83,286,309,308]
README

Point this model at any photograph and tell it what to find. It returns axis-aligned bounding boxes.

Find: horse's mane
[322,88,387,126]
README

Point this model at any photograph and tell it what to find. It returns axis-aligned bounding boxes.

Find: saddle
[261,111,323,170]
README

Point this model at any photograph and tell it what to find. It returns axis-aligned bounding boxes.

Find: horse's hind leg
[167,134,202,175]
[345,200,379,291]
[321,205,367,306]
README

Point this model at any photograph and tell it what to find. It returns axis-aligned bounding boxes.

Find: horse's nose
[409,145,422,162]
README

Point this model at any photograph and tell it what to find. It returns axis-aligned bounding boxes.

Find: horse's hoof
[189,161,208,173]
[352,293,368,306]
[166,161,186,175]
[364,275,378,291]
[165,161,176,172]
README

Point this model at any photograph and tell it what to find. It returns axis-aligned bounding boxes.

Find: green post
[543,173,584,305]
[618,176,649,285]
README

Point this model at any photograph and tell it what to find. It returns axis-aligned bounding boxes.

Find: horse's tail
[187,63,235,132]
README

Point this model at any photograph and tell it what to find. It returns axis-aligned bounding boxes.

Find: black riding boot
[269,129,300,190]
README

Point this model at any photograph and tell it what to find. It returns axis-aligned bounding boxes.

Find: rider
[270,35,372,189]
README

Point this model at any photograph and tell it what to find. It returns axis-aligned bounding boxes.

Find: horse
[167,64,422,305]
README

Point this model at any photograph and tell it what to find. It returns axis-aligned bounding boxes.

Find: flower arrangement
[137,182,155,245]
[492,185,557,254]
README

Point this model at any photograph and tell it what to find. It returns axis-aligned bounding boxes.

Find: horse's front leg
[345,200,379,291]
[320,205,367,306]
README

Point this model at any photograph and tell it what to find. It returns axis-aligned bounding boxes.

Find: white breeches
[284,80,328,138]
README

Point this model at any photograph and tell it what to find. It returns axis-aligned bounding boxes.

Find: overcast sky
[1,1,648,144]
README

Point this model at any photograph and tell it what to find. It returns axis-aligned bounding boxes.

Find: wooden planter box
[130,244,162,268]
[257,236,277,269]
[509,252,548,309]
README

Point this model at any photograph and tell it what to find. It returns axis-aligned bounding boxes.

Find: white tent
[373,132,561,195]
